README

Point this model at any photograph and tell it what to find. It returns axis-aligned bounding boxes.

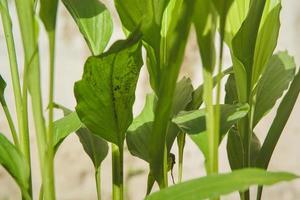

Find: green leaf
[251,3,281,86]
[227,129,261,170]
[193,0,216,72]
[173,104,249,136]
[126,78,193,162]
[231,0,267,101]
[253,52,296,126]
[62,0,113,55]
[256,69,300,169]
[173,104,249,161]
[149,0,196,186]
[187,67,233,110]
[225,0,250,45]
[114,0,169,50]
[0,75,6,104]
[39,0,58,31]
[211,0,234,44]
[145,168,298,200]
[250,133,261,167]
[77,128,109,169]
[227,127,244,170]
[225,74,238,104]
[0,133,30,200]
[171,77,193,116]
[53,108,109,169]
[74,32,143,146]
[53,112,82,150]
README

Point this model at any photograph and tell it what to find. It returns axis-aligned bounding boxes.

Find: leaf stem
[0,0,31,195]
[95,167,102,200]
[112,143,123,200]
[1,101,19,147]
[177,132,185,183]
[203,69,218,175]
[14,0,56,198]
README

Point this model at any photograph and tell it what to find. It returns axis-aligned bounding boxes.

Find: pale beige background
[0,0,300,199]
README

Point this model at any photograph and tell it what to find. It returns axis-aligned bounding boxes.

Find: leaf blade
[62,0,113,55]
[146,168,298,200]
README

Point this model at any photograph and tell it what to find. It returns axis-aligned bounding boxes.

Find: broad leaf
[253,52,296,126]
[227,127,244,170]
[193,0,216,72]
[0,133,30,200]
[212,0,234,46]
[173,104,249,162]
[225,74,238,104]
[173,104,249,136]
[62,0,113,55]
[256,69,300,169]
[77,128,109,168]
[251,3,281,86]
[53,108,109,169]
[227,129,261,170]
[53,111,82,150]
[231,0,267,101]
[146,168,298,200]
[39,0,58,31]
[114,0,169,50]
[255,69,300,200]
[225,0,250,45]
[187,67,233,110]
[74,32,143,147]
[149,0,196,186]
[127,78,193,162]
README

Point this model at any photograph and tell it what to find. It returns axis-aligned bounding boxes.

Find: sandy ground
[0,0,300,199]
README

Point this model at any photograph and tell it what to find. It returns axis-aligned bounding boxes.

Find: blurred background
[0,0,300,199]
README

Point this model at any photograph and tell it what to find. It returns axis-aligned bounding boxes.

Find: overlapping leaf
[74,32,143,147]
[231,0,267,101]
[62,0,113,55]
[127,77,193,162]
[253,52,296,126]
[146,168,298,200]
[53,107,109,169]
[0,134,30,200]
[39,0,58,31]
[173,104,249,161]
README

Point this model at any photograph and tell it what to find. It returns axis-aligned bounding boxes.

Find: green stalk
[95,167,102,200]
[14,0,56,199]
[46,30,56,200]
[177,132,185,183]
[203,69,218,175]
[0,0,31,195]
[1,101,19,147]
[112,143,123,200]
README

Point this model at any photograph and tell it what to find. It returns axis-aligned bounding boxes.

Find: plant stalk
[177,132,185,183]
[0,0,31,195]
[14,0,56,199]
[1,101,19,147]
[95,167,102,200]
[112,143,123,200]
[203,69,218,175]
